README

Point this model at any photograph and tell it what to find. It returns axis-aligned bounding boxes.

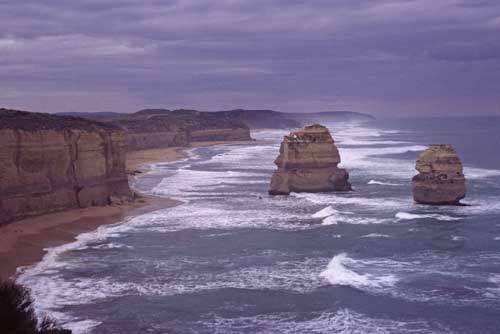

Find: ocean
[18,117,500,334]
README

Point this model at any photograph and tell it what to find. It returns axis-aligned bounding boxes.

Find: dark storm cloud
[0,0,499,115]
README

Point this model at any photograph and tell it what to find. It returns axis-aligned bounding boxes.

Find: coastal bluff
[412,144,466,205]
[112,109,252,150]
[0,109,132,224]
[269,124,351,195]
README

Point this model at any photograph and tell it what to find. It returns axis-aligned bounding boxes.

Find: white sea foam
[64,319,102,334]
[484,274,500,299]
[90,242,133,250]
[317,251,500,307]
[333,127,383,138]
[21,254,329,312]
[340,139,410,146]
[338,144,427,179]
[360,233,392,238]
[368,180,402,186]
[343,145,426,157]
[449,197,500,215]
[464,166,500,179]
[395,212,461,221]
[209,309,450,334]
[320,253,398,291]
[202,144,278,170]
[322,216,339,225]
[125,204,312,232]
[346,217,391,225]
[312,206,340,218]
[310,205,390,225]
[151,168,267,200]
[396,212,462,221]
[293,192,409,210]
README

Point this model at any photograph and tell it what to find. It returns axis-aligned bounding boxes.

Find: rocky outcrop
[269,124,351,195]
[0,109,132,224]
[113,109,252,150]
[412,144,466,205]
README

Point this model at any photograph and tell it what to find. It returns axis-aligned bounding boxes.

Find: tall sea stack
[412,144,466,205]
[269,124,351,195]
[0,109,132,224]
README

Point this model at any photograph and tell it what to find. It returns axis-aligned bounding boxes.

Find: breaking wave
[206,309,452,334]
[395,212,461,221]
[320,253,398,291]
[368,180,402,186]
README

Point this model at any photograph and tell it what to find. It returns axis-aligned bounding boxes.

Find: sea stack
[269,124,351,195]
[412,144,466,205]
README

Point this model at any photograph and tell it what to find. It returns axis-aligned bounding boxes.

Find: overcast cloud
[1,0,499,116]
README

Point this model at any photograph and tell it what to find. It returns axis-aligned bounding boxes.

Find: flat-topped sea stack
[0,108,132,224]
[269,124,351,195]
[412,144,466,205]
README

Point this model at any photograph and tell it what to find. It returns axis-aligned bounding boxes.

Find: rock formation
[113,109,252,150]
[412,144,466,205]
[269,124,351,195]
[59,109,375,129]
[0,109,132,224]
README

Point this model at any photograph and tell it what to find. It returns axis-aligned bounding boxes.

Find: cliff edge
[113,109,252,150]
[0,109,132,224]
[412,144,466,205]
[269,124,351,195]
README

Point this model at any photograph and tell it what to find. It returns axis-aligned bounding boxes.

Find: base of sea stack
[269,168,352,195]
[412,176,466,206]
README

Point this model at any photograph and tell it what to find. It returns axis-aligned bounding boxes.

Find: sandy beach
[0,147,189,281]
[126,147,187,172]
[0,195,181,280]
[0,140,255,281]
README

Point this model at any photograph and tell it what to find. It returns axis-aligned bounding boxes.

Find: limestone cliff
[269,124,351,195]
[412,144,466,205]
[0,109,132,224]
[113,109,252,150]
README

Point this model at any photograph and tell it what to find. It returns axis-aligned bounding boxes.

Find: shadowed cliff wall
[0,109,132,224]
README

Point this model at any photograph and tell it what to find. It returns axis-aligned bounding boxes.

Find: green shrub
[0,280,72,334]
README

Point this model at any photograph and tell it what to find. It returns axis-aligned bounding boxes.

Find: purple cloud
[0,0,499,115]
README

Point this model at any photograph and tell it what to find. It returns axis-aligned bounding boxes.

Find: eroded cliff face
[113,110,252,150]
[0,109,132,224]
[269,124,351,195]
[412,144,466,205]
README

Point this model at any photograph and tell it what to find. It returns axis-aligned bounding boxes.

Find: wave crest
[320,253,398,291]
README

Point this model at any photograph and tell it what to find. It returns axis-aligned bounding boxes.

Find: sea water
[18,117,500,333]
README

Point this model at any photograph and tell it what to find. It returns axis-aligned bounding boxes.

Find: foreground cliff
[412,144,466,205]
[0,109,132,224]
[113,109,252,150]
[269,124,351,195]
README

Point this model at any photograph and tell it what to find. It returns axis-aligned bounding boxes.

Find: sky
[0,0,499,116]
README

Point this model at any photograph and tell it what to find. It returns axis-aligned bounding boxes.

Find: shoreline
[0,140,256,281]
[0,195,181,281]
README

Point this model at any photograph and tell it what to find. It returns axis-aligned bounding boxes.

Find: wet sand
[0,195,181,280]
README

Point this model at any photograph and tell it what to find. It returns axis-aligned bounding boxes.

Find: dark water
[19,117,500,334]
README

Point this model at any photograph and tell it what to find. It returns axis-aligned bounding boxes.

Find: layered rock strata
[269,124,351,195]
[0,109,132,224]
[412,144,466,205]
[113,109,252,150]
